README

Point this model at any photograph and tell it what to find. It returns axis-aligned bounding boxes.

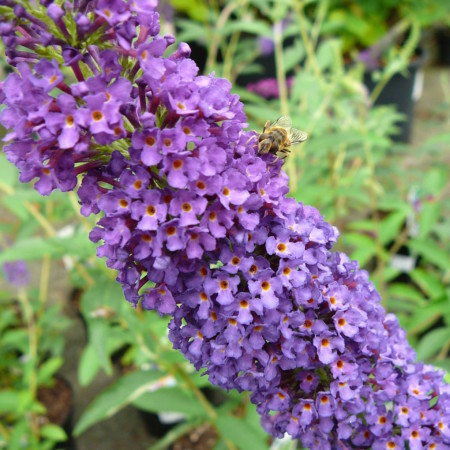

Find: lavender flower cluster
[1,1,449,448]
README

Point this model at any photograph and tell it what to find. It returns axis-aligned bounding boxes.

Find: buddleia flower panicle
[0,1,449,448]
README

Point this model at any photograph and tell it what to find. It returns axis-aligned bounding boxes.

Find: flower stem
[38,254,51,311]
[273,20,289,117]
[17,288,39,438]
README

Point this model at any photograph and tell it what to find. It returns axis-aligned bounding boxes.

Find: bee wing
[289,128,308,144]
[271,115,292,129]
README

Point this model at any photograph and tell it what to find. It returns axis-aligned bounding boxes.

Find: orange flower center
[277,243,287,252]
[166,226,176,236]
[92,111,103,121]
[146,205,156,216]
[240,300,249,308]
[182,202,192,212]
[173,159,183,169]
[145,136,156,146]
[119,199,128,208]
[231,257,240,265]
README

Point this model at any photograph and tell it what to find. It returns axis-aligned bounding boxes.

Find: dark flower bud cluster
[0,1,449,448]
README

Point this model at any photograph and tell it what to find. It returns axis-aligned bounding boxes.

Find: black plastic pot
[37,375,76,450]
[436,28,450,66]
[363,49,427,143]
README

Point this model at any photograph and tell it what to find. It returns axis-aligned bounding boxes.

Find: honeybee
[258,116,308,160]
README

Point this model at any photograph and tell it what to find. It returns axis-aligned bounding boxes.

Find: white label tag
[390,254,416,272]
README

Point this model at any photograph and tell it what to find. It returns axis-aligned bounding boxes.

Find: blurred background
[0,1,449,449]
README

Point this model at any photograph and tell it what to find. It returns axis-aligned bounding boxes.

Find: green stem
[38,255,51,312]
[175,363,217,420]
[310,0,329,49]
[223,31,241,83]
[147,420,203,450]
[273,20,289,117]
[292,0,322,79]
[206,1,241,73]
[17,288,39,438]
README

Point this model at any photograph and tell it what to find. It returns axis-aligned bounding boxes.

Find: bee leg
[267,155,280,166]
[263,120,270,133]
[246,134,258,146]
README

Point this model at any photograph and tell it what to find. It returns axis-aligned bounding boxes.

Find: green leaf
[283,40,305,72]
[78,344,101,387]
[37,357,64,385]
[410,269,446,300]
[0,154,18,188]
[420,168,447,194]
[40,424,67,442]
[0,390,21,414]
[433,358,450,374]
[0,237,63,264]
[379,211,407,245]
[418,202,442,238]
[2,329,29,352]
[347,220,376,232]
[148,419,203,450]
[132,386,206,418]
[387,284,424,305]
[81,276,124,314]
[216,415,269,450]
[73,369,168,436]
[342,233,378,267]
[416,328,450,361]
[406,300,447,335]
[52,230,96,259]
[87,319,113,377]
[408,239,450,272]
